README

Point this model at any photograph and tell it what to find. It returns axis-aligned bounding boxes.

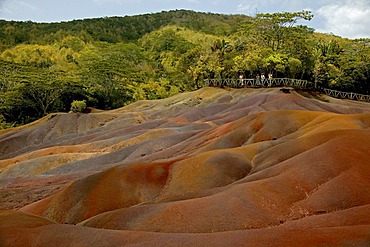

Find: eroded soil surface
[1,87,370,246]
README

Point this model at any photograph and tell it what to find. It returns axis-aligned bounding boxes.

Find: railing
[203,78,370,102]
[322,88,370,101]
[203,78,314,88]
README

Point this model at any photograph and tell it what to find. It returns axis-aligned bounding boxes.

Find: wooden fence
[203,78,370,102]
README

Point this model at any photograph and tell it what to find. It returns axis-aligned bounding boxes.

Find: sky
[0,0,370,39]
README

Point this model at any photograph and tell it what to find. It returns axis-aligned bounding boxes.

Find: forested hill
[0,10,248,46]
[1,10,370,128]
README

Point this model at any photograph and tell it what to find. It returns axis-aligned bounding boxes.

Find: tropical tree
[79,42,149,109]
[313,40,343,88]
[254,10,314,51]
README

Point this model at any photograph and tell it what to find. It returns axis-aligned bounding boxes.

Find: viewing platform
[203,78,370,102]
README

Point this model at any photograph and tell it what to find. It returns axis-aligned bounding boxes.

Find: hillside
[1,87,370,246]
[0,10,248,46]
[1,10,370,129]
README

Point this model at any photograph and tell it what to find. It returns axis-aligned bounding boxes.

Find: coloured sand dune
[1,87,370,246]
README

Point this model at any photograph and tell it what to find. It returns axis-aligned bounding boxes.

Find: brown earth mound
[1,87,370,246]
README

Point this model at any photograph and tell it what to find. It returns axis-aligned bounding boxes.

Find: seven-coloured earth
[0,87,370,246]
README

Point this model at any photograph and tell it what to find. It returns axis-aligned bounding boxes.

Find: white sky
[0,0,369,39]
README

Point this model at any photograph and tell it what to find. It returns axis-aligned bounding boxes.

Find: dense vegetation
[1,10,370,128]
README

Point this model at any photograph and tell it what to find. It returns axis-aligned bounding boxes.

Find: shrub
[70,100,87,113]
[0,115,15,130]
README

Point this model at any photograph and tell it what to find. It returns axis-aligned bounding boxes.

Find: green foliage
[70,100,87,113]
[0,10,247,49]
[129,79,180,101]
[253,10,314,51]
[79,42,149,109]
[287,57,303,78]
[0,114,14,130]
[0,10,370,128]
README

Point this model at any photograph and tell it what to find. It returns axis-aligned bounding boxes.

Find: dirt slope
[1,87,370,246]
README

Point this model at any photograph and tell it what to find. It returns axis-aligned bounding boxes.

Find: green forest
[1,10,370,128]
